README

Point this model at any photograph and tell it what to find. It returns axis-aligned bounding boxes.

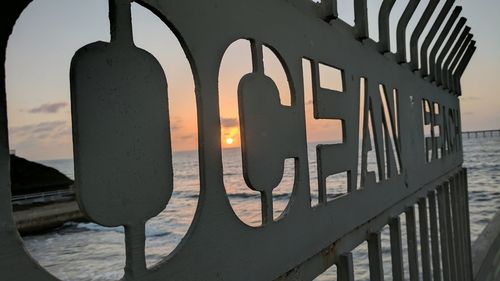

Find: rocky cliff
[10,154,73,195]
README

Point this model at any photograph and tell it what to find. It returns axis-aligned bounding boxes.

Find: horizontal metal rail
[11,190,75,205]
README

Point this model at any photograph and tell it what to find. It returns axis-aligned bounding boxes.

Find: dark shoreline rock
[10,154,73,195]
[9,154,85,235]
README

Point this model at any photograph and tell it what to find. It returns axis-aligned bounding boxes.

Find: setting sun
[225,137,234,145]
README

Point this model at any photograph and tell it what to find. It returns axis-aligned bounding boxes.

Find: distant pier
[462,129,500,138]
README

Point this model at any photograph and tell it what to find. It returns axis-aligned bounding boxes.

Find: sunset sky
[5,0,499,161]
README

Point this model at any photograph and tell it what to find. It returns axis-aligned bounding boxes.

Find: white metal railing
[11,189,74,205]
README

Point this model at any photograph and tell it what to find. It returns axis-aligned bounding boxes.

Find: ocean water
[23,136,500,281]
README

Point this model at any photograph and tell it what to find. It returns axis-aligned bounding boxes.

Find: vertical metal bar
[331,0,338,19]
[454,41,476,93]
[437,185,451,281]
[431,102,439,160]
[441,27,470,89]
[423,100,432,163]
[251,40,264,74]
[456,171,467,280]
[310,60,326,204]
[428,191,442,281]
[390,217,405,281]
[378,0,396,53]
[409,0,440,70]
[354,0,369,39]
[418,198,432,281]
[368,232,385,281]
[395,0,421,63]
[337,253,355,281]
[457,173,467,281]
[318,0,337,21]
[124,223,147,279]
[109,0,134,45]
[457,110,463,151]
[460,169,471,280]
[461,169,472,280]
[435,17,466,85]
[462,168,473,280]
[450,173,465,281]
[447,35,473,92]
[428,6,462,81]
[310,60,320,117]
[406,206,419,281]
[420,0,455,76]
[461,170,471,279]
[452,43,476,95]
[445,181,458,281]
[261,190,273,225]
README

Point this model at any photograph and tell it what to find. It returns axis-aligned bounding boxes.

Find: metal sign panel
[0,0,476,280]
